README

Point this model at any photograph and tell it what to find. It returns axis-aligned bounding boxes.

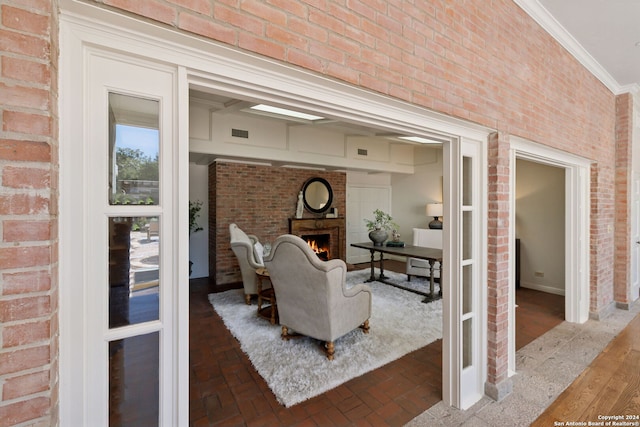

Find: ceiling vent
[231,128,249,138]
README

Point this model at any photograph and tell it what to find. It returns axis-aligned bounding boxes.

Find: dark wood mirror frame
[302,177,333,214]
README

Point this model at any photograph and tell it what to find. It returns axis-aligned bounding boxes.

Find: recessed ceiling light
[249,104,324,121]
[398,136,443,144]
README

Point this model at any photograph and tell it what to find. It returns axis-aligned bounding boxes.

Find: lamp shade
[426,203,443,218]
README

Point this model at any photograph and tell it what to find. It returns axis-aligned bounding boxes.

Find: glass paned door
[446,138,485,409]
[106,93,162,427]
[86,53,177,426]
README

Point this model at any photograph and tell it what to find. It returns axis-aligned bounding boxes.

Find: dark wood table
[350,242,443,302]
[256,267,277,324]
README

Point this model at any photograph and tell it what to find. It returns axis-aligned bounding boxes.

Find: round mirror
[302,177,333,214]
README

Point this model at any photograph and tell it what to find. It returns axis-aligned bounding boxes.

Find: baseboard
[590,301,616,320]
[520,281,565,296]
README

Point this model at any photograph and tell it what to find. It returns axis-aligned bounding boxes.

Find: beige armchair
[229,223,267,304]
[264,234,372,360]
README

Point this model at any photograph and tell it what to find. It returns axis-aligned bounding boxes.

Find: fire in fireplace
[302,234,330,261]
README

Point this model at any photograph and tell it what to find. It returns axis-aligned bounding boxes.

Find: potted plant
[189,200,203,275]
[364,209,399,246]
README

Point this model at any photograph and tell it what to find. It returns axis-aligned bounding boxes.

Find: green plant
[189,200,204,235]
[364,209,398,232]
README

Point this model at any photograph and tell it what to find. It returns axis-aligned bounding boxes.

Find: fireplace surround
[289,218,346,262]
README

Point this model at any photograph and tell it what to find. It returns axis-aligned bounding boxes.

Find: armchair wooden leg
[281,326,289,340]
[325,341,335,360]
[360,319,370,334]
[244,293,251,305]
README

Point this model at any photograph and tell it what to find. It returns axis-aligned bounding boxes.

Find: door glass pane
[109,216,160,328]
[462,156,472,206]
[109,93,160,205]
[109,332,159,426]
[462,210,472,260]
[462,264,472,315]
[462,318,472,368]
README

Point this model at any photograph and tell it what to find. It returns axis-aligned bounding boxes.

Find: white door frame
[508,136,591,375]
[442,137,488,409]
[59,2,494,422]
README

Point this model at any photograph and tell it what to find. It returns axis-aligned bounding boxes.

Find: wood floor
[187,260,565,426]
[532,312,640,426]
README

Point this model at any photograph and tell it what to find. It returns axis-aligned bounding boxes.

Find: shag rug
[208,269,442,407]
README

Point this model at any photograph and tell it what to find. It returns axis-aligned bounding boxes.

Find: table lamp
[426,203,443,229]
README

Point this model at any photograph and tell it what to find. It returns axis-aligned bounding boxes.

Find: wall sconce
[426,203,443,229]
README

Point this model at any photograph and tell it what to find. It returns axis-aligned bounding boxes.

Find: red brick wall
[486,132,510,386]
[0,0,58,426]
[209,162,346,288]
[614,94,632,305]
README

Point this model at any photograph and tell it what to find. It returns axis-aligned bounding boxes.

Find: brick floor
[189,261,564,426]
[189,263,442,426]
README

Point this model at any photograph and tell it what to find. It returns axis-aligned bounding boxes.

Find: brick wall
[0,0,58,426]
[486,131,510,390]
[614,93,632,305]
[209,162,345,288]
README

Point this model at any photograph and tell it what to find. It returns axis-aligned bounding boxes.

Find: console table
[350,242,443,302]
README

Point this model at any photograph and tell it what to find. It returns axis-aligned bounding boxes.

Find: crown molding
[513,0,622,94]
[618,83,640,96]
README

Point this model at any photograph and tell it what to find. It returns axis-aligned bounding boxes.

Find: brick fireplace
[209,161,346,288]
[289,218,346,261]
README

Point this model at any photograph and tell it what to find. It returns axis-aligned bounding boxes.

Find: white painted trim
[441,141,456,408]
[508,136,591,376]
[513,0,620,94]
[59,14,88,426]
[177,66,190,427]
[508,146,517,377]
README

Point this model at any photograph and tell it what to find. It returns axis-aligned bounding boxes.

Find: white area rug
[208,269,443,407]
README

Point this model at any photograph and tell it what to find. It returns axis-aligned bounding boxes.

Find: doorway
[514,159,566,350]
[508,137,591,375]
[60,10,492,424]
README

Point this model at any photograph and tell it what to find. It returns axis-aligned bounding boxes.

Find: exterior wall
[0,0,631,424]
[210,162,346,288]
[486,132,511,390]
[0,0,59,426]
[615,93,632,305]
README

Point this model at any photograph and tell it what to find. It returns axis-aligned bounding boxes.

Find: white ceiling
[517,0,640,93]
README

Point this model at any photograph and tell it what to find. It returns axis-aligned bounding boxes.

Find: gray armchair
[264,234,372,360]
[229,223,267,304]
